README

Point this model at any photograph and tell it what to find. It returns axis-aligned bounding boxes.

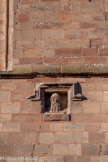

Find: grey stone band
[0,64,108,77]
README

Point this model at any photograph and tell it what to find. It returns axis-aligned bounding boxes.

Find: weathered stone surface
[0,91,10,102]
[1,64,108,76]
[0,133,7,144]
[8,133,24,144]
[33,65,61,75]
[34,144,52,156]
[53,144,67,155]
[78,156,91,162]
[3,123,20,132]
[50,123,63,132]
[24,132,37,145]
[1,103,20,113]
[68,144,81,155]
[99,144,108,155]
[74,132,88,143]
[55,132,74,143]
[64,156,77,162]
[89,132,105,143]
[82,144,98,156]
[50,93,61,112]
[39,133,54,144]
[12,145,33,156]
[39,156,63,162]
[94,64,108,74]
[43,113,69,121]
[0,114,11,123]
[64,123,84,131]
[12,114,41,122]
[0,145,12,156]
[62,65,94,74]
[13,65,32,75]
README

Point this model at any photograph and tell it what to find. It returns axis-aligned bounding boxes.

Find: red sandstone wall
[0,77,108,161]
[13,0,108,66]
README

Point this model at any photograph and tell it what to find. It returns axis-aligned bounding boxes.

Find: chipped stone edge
[0,64,108,77]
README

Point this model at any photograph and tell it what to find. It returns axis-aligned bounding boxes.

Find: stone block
[65,29,86,39]
[82,144,98,156]
[100,144,108,155]
[0,145,12,156]
[32,65,61,75]
[55,48,82,57]
[105,12,108,20]
[12,145,33,156]
[1,103,20,114]
[74,132,88,143]
[8,133,24,144]
[64,156,77,162]
[0,123,2,132]
[70,102,83,113]
[100,156,108,162]
[39,156,63,162]
[0,133,7,144]
[55,132,74,143]
[72,114,100,123]
[103,91,108,101]
[78,156,91,162]
[3,123,20,132]
[83,102,100,113]
[12,114,41,122]
[68,144,81,155]
[21,123,39,132]
[43,113,69,121]
[0,114,11,123]
[39,133,54,144]
[64,123,84,131]
[50,123,63,132]
[18,14,29,23]
[42,30,64,40]
[40,123,50,132]
[34,144,52,156]
[24,133,37,144]
[101,123,108,131]
[89,132,105,143]
[0,91,10,102]
[45,40,69,48]
[53,144,67,155]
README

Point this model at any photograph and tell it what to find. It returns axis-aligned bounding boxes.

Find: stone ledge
[0,64,108,77]
[33,65,61,75]
[43,113,69,122]
[62,64,94,74]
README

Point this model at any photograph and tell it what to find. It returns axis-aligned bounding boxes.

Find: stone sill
[43,113,69,122]
[0,64,108,78]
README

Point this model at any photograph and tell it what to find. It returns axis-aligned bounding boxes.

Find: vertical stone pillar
[7,0,14,70]
[0,0,13,71]
[0,0,7,70]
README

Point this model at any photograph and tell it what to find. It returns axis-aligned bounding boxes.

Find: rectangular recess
[39,85,72,114]
[45,91,68,113]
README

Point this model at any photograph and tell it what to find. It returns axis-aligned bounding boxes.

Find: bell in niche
[50,93,61,113]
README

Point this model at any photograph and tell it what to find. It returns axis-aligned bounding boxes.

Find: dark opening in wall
[45,91,68,113]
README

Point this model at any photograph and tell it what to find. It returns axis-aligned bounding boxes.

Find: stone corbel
[28,83,46,101]
[72,82,83,101]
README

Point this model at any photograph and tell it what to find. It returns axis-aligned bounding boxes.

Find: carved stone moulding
[28,82,83,121]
